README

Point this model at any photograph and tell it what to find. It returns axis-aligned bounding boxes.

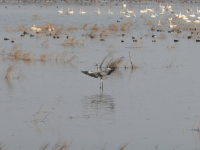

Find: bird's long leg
[100,79,101,89]
[102,79,103,91]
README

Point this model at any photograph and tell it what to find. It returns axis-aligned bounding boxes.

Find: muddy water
[1,1,200,150]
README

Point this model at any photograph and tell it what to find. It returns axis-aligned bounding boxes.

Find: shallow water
[1,0,200,149]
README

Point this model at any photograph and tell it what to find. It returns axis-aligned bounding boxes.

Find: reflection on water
[82,94,115,120]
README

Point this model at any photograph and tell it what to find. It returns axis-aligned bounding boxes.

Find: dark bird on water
[81,64,116,89]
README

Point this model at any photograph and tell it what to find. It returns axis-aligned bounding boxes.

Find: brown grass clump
[81,39,87,46]
[83,24,88,30]
[145,20,153,25]
[6,26,17,32]
[13,50,22,59]
[100,28,108,37]
[39,144,49,150]
[32,13,41,20]
[55,25,66,34]
[158,33,167,39]
[118,143,129,150]
[68,25,79,32]
[108,24,119,31]
[40,53,47,61]
[42,39,49,48]
[22,53,36,61]
[5,65,13,81]
[90,24,99,31]
[52,140,72,150]
[121,21,132,31]
[18,25,29,31]
[62,37,76,46]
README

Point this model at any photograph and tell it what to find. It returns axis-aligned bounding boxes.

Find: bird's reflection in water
[82,94,115,120]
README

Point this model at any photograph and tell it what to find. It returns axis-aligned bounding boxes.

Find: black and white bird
[81,64,116,89]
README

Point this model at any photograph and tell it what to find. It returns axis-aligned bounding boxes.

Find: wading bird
[81,64,116,89]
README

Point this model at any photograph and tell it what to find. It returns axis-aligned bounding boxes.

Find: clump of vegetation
[121,21,132,31]
[32,13,41,20]
[18,25,29,31]
[100,28,108,37]
[62,37,76,46]
[40,53,47,61]
[5,65,13,81]
[108,24,119,31]
[158,33,167,39]
[68,25,79,32]
[83,24,88,30]
[22,53,36,61]
[90,24,99,31]
[6,26,17,32]
[42,39,49,48]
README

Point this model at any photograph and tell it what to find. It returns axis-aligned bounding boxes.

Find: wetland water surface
[1,0,200,149]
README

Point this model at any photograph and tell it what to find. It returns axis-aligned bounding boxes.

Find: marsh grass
[32,13,41,20]
[108,24,119,32]
[18,25,29,31]
[90,24,99,31]
[22,53,36,61]
[55,25,67,35]
[52,140,72,150]
[118,143,129,150]
[5,65,13,81]
[68,25,79,32]
[16,69,24,80]
[158,33,167,39]
[62,37,76,46]
[100,28,108,37]
[83,24,88,30]
[39,144,49,150]
[121,21,132,31]
[6,26,17,32]
[40,53,47,61]
[42,39,49,48]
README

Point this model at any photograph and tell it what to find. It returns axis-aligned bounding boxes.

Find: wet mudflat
[1,0,200,149]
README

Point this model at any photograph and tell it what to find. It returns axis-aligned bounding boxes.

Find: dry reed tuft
[100,28,108,37]
[5,65,13,81]
[55,25,67,34]
[22,53,36,61]
[145,20,153,25]
[0,142,6,150]
[90,24,99,31]
[39,144,49,150]
[67,55,78,63]
[52,140,72,150]
[108,24,119,31]
[118,143,129,150]
[68,25,79,32]
[158,33,167,39]
[32,13,41,20]
[18,25,29,31]
[16,69,24,80]
[81,39,87,46]
[6,26,17,32]
[13,50,22,59]
[42,39,49,48]
[121,21,132,31]
[83,24,88,30]
[40,53,47,61]
[62,37,76,46]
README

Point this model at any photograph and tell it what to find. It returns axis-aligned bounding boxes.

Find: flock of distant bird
[56,2,200,30]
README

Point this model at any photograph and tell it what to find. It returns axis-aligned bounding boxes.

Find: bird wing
[81,71,99,78]
[100,67,116,76]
